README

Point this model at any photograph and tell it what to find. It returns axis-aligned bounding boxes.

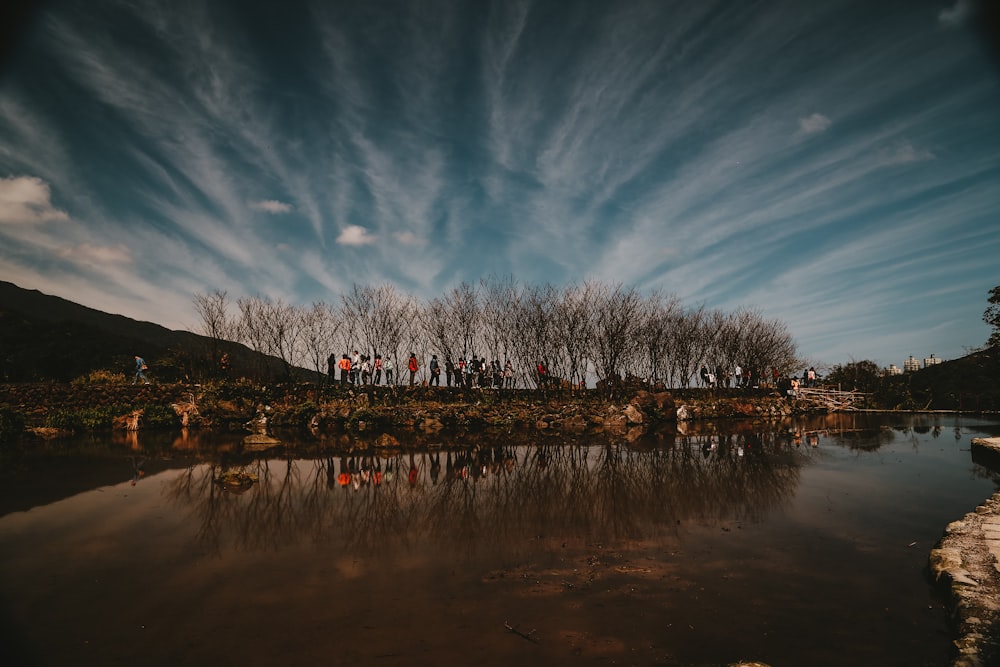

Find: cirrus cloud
[799,113,832,134]
[249,199,293,214]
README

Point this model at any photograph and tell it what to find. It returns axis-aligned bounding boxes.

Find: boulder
[624,403,645,424]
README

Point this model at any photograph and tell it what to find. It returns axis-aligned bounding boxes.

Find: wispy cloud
[876,141,935,166]
[58,242,132,265]
[939,0,974,27]
[250,199,293,214]
[799,113,832,134]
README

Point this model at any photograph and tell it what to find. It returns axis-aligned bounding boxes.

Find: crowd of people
[698,363,820,398]
[327,351,519,388]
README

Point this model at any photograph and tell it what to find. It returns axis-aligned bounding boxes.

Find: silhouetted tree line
[194,277,798,390]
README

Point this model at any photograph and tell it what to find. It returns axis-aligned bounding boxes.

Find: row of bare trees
[193,278,798,388]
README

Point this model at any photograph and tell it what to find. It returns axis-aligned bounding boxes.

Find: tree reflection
[163,428,813,560]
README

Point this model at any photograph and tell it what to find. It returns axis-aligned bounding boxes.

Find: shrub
[140,404,179,429]
[71,369,128,385]
[45,409,83,432]
[77,406,118,430]
[0,407,25,444]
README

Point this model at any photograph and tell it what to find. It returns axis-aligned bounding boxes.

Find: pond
[1,413,998,666]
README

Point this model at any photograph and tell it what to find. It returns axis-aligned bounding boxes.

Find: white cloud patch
[337,224,377,246]
[0,176,70,224]
[250,199,293,214]
[394,231,426,246]
[799,113,832,134]
[58,242,133,265]
[878,141,935,166]
[938,0,974,27]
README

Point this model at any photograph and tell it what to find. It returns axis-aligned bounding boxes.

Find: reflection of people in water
[429,453,441,485]
[408,454,419,487]
[337,457,351,489]
[130,456,146,486]
[326,457,337,489]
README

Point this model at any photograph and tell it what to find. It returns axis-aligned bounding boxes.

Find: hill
[0,281,302,382]
[877,346,1000,411]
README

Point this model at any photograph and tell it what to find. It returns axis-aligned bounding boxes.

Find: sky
[1,0,998,370]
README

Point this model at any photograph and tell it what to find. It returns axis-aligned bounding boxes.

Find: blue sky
[1,0,998,369]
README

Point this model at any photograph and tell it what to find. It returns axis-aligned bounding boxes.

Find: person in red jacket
[408,352,419,385]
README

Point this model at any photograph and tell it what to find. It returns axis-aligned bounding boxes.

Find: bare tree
[192,290,235,377]
[741,313,798,384]
[635,290,681,387]
[479,275,518,368]
[445,281,479,360]
[665,305,706,388]
[298,301,339,383]
[421,295,464,375]
[236,295,270,380]
[512,283,561,388]
[260,298,303,379]
[552,282,597,387]
[590,283,642,391]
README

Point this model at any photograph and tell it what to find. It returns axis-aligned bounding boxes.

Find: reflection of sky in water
[1,413,998,666]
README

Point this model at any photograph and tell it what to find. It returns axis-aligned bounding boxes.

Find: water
[1,413,998,666]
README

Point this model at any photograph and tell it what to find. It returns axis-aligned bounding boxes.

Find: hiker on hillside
[429,354,440,386]
[383,356,394,385]
[408,353,419,385]
[338,354,351,385]
[133,355,150,385]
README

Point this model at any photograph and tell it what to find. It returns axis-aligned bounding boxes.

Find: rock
[652,391,674,412]
[375,433,399,448]
[676,405,691,421]
[604,413,628,433]
[421,417,444,431]
[243,434,281,451]
[624,403,645,424]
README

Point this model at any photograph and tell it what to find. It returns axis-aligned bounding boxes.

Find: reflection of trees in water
[164,430,809,558]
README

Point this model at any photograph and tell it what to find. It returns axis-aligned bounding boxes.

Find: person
[699,365,709,387]
[408,352,419,385]
[373,354,383,385]
[383,356,394,385]
[429,354,440,386]
[503,359,514,388]
[361,356,372,384]
[338,354,351,385]
[444,356,454,387]
[789,376,800,398]
[536,360,547,388]
[807,367,817,388]
[133,355,150,385]
[351,350,361,384]
[327,353,337,381]
[734,364,743,388]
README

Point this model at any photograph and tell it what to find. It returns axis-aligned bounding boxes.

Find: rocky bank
[0,381,809,441]
[929,437,1000,667]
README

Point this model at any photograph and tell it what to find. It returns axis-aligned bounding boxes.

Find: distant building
[903,355,920,372]
[923,354,942,368]
[886,364,902,376]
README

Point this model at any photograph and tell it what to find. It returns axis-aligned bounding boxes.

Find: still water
[1,413,998,667]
